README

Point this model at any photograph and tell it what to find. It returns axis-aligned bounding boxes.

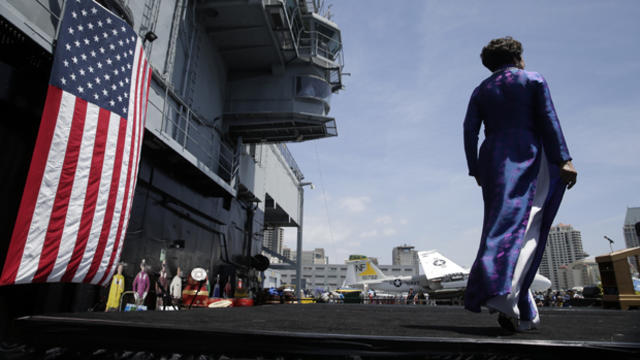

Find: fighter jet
[342,250,552,299]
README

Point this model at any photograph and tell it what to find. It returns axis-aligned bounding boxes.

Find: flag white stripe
[47,102,100,282]
[16,91,76,283]
[72,111,121,282]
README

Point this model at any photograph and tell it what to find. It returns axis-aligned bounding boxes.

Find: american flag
[0,0,151,286]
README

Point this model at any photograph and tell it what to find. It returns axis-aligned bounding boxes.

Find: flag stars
[103,32,108,39]
[93,35,99,42]
[125,78,129,84]
[119,80,124,87]
[60,77,66,85]
[84,38,90,45]
[77,86,84,93]
[122,107,127,113]
[109,100,115,106]
[71,56,78,64]
[121,26,126,32]
[118,40,124,46]
[95,77,101,84]
[74,40,81,47]
[94,93,99,100]
[106,18,112,24]
[81,53,87,61]
[106,58,112,65]
[87,23,94,30]
[70,73,76,81]
[91,7,98,14]
[63,60,69,67]
[102,89,108,96]
[115,55,121,61]
[112,29,118,36]
[120,66,125,72]
[90,50,96,57]
[97,20,103,27]
[88,66,94,73]
[118,95,123,102]
[109,44,116,50]
[104,74,110,80]
[71,11,77,19]
[77,24,84,32]
[87,82,93,89]
[126,64,131,70]
[79,69,85,76]
[113,69,119,76]
[124,92,128,98]
[97,62,103,69]
[65,43,71,51]
[81,9,87,16]
[99,47,105,54]
[68,27,75,35]
[111,84,117,90]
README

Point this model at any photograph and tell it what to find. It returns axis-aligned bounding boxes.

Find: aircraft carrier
[1,1,638,358]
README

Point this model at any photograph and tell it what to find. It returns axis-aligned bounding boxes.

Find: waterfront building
[278,263,418,291]
[539,223,588,290]
[392,244,418,266]
[291,248,329,264]
[0,0,344,314]
[623,207,640,249]
[557,258,601,290]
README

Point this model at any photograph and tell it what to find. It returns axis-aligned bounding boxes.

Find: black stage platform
[10,304,640,359]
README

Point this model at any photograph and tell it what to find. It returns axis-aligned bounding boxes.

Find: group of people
[103,260,185,311]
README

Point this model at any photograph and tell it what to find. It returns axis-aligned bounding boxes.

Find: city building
[392,244,418,266]
[278,263,418,291]
[291,248,328,264]
[623,207,640,249]
[539,223,588,290]
[557,258,601,290]
[0,0,344,316]
[262,227,285,263]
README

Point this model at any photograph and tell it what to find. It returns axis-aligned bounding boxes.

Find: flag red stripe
[32,97,88,282]
[96,47,144,285]
[0,86,64,285]
[61,107,111,282]
[84,116,127,283]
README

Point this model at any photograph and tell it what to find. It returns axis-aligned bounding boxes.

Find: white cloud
[375,215,393,224]
[339,196,371,213]
[359,230,378,238]
[382,228,397,236]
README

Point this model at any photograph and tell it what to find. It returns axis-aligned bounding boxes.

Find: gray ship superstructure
[0,0,344,314]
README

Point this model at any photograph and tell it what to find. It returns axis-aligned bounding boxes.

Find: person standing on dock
[463,36,577,331]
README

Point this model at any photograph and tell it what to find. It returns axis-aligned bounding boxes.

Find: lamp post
[604,235,615,253]
[296,181,313,301]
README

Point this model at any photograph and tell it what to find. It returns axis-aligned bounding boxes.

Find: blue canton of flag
[50,0,137,118]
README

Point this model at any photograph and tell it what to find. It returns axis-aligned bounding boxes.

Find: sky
[283,0,640,267]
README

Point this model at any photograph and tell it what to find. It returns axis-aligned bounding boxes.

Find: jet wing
[418,250,468,280]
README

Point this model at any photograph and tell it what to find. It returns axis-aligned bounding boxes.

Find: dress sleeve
[533,74,572,165]
[463,87,482,177]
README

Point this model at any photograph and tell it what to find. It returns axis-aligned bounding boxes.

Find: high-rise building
[392,245,418,266]
[557,258,601,290]
[263,227,284,255]
[623,207,640,249]
[539,223,588,290]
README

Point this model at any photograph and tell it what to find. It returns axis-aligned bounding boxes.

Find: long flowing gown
[463,65,571,321]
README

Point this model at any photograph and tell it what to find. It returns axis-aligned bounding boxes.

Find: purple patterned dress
[463,65,571,320]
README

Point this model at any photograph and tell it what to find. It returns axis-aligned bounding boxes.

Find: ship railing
[297,29,344,89]
[276,143,304,181]
[152,70,236,186]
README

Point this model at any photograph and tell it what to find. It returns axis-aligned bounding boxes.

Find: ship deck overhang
[264,193,298,227]
[224,112,337,143]
[142,131,236,202]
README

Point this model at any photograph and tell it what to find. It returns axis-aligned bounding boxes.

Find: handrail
[276,143,304,181]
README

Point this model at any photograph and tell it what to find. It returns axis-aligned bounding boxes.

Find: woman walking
[463,37,577,331]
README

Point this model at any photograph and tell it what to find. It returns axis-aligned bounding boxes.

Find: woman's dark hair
[481,36,523,71]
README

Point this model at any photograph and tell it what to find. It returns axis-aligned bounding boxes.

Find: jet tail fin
[418,250,468,280]
[344,257,387,285]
